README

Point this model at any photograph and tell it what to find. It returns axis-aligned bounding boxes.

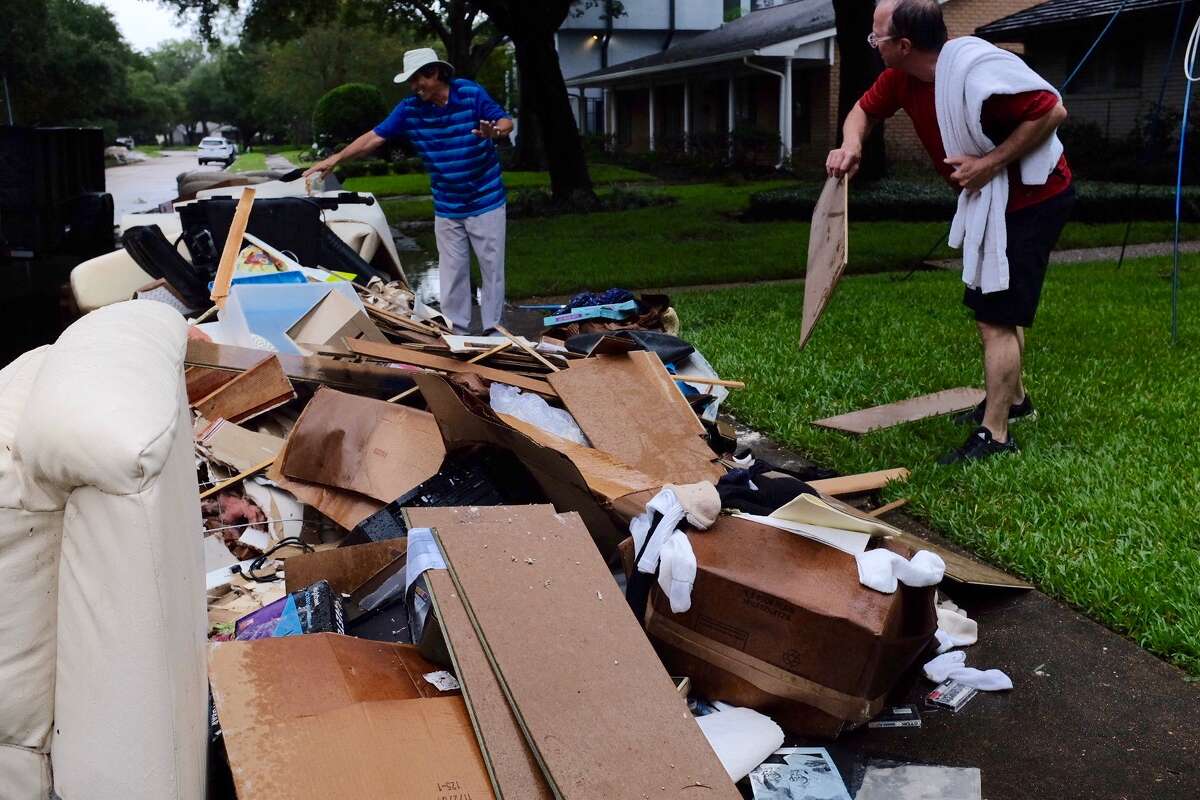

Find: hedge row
[746,180,1200,223]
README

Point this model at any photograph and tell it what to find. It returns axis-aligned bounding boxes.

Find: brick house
[978,0,1197,143]
[564,0,1047,168]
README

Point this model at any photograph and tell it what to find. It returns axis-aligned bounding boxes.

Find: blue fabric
[374,79,510,219]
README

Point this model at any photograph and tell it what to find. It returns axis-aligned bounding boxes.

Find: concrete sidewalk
[739,425,1200,800]
[927,239,1200,271]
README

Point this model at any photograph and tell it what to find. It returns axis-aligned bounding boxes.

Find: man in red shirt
[828,0,1073,464]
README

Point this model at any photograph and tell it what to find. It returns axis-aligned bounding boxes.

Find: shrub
[313,83,388,150]
[745,180,1200,223]
[506,186,675,218]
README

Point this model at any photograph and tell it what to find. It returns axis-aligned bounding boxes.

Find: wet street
[105,150,222,217]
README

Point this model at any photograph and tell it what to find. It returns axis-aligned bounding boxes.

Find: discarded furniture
[0,300,207,799]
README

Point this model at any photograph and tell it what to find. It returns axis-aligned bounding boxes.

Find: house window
[1064,35,1143,93]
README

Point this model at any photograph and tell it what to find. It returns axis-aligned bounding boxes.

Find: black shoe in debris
[937,426,1019,465]
[953,393,1037,426]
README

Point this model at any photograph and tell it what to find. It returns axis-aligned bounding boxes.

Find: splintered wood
[799,175,849,350]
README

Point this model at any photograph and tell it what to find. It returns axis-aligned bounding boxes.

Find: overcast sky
[99,0,197,52]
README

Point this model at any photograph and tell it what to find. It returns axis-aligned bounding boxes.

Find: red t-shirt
[859,67,1072,212]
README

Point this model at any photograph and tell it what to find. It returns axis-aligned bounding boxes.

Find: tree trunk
[511,32,593,202]
[832,0,886,181]
[512,56,543,170]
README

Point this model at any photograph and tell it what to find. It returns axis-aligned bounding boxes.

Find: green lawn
[230,151,268,172]
[672,257,1200,674]
[383,179,1200,297]
[348,163,656,196]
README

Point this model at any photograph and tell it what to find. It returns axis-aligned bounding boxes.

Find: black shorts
[963,185,1075,328]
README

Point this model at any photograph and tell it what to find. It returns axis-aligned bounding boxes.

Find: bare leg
[1015,327,1026,402]
[978,320,1023,442]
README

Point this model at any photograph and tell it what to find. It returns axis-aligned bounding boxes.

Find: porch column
[783,57,794,161]
[648,83,657,152]
[683,79,691,153]
[603,86,614,141]
[727,74,736,158]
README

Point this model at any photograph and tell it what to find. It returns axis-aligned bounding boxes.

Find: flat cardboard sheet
[432,511,739,800]
[731,513,872,555]
[210,634,495,800]
[186,339,414,396]
[286,288,388,355]
[282,386,445,503]
[812,388,986,435]
[193,353,295,424]
[266,454,383,531]
[800,176,849,350]
[195,417,284,473]
[496,413,660,502]
[889,529,1031,589]
[427,568,554,800]
[547,351,724,486]
[284,539,407,594]
[346,338,557,397]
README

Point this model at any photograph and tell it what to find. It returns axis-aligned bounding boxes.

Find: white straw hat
[394,48,455,83]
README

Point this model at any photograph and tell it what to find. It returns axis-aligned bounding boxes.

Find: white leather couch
[0,301,207,799]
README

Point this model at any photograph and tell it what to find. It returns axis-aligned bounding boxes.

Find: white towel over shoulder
[935,36,1063,294]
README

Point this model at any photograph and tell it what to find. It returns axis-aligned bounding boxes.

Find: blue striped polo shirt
[374,79,510,219]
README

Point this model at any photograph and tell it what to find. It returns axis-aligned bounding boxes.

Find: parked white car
[197,137,235,166]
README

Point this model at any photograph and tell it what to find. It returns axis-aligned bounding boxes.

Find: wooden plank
[193,354,295,424]
[185,366,236,404]
[345,338,557,398]
[185,340,415,396]
[199,456,275,500]
[808,467,911,495]
[547,351,723,485]
[799,175,848,350]
[427,569,554,800]
[432,511,739,800]
[210,186,255,309]
[495,325,559,372]
[812,388,986,435]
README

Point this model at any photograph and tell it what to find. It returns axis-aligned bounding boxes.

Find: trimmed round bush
[313,83,388,149]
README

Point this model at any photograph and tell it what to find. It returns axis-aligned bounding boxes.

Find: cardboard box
[209,633,495,799]
[623,515,937,738]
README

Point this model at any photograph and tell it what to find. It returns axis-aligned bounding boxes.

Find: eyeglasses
[867,32,895,48]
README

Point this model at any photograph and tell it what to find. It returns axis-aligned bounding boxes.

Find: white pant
[434,204,507,332]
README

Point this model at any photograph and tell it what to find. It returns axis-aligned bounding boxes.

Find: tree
[122,67,184,143]
[473,0,598,202]
[832,0,887,181]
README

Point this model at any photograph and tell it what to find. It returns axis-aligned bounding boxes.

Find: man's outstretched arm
[304,130,387,178]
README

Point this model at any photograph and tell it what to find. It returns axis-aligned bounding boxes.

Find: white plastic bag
[489,383,590,446]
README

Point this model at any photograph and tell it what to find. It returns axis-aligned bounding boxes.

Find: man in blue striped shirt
[306,48,513,333]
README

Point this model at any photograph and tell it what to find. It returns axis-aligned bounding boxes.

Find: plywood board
[193,354,296,424]
[432,511,739,800]
[799,175,849,350]
[281,386,445,503]
[288,289,388,355]
[427,569,554,800]
[209,634,495,800]
[185,339,415,396]
[812,388,986,435]
[890,529,1031,589]
[346,338,557,398]
[547,351,723,486]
